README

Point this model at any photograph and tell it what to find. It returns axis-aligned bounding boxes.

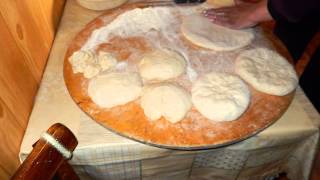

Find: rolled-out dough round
[88,72,143,108]
[181,14,254,51]
[192,72,250,121]
[140,83,192,123]
[139,49,186,81]
[235,48,298,96]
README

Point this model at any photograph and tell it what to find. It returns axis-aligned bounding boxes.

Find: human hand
[203,0,272,29]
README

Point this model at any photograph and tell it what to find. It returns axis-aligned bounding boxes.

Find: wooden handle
[11,123,78,180]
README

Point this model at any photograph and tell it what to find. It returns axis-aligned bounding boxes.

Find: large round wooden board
[64,3,294,150]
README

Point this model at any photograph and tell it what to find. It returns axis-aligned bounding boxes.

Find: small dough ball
[141,83,192,123]
[139,49,187,81]
[192,72,250,121]
[69,50,97,73]
[235,48,298,96]
[98,52,117,71]
[88,72,143,108]
[181,14,254,51]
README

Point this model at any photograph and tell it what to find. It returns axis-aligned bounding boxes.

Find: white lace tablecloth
[19,0,320,179]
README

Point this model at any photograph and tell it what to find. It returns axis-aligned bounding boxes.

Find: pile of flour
[82,7,174,50]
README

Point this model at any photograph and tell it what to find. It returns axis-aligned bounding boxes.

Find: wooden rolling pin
[12,123,78,180]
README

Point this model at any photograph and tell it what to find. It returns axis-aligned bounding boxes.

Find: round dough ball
[192,72,250,121]
[139,49,187,81]
[88,72,142,108]
[181,14,254,51]
[141,83,192,123]
[235,48,298,96]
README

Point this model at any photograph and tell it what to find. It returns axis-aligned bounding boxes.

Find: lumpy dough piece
[192,72,250,121]
[181,14,254,51]
[83,64,101,79]
[235,48,298,96]
[69,50,97,73]
[69,50,118,78]
[88,72,143,108]
[141,83,192,123]
[98,51,117,71]
[139,49,186,81]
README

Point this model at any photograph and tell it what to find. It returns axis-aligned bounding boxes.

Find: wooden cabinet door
[0,0,65,178]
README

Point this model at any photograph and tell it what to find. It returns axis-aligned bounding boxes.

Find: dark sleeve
[267,0,320,23]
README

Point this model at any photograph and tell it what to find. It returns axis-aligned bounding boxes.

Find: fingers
[203,11,226,18]
[203,7,232,16]
[201,2,260,29]
[206,13,256,29]
[204,12,235,29]
[202,8,233,27]
[202,10,245,29]
[205,14,229,23]
[202,8,232,23]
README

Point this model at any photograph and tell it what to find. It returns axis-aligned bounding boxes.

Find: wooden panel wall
[0,0,65,178]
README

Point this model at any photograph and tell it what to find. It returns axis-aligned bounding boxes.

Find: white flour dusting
[81,7,203,82]
[70,5,288,143]
[79,6,270,87]
[82,7,174,50]
[115,61,128,70]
